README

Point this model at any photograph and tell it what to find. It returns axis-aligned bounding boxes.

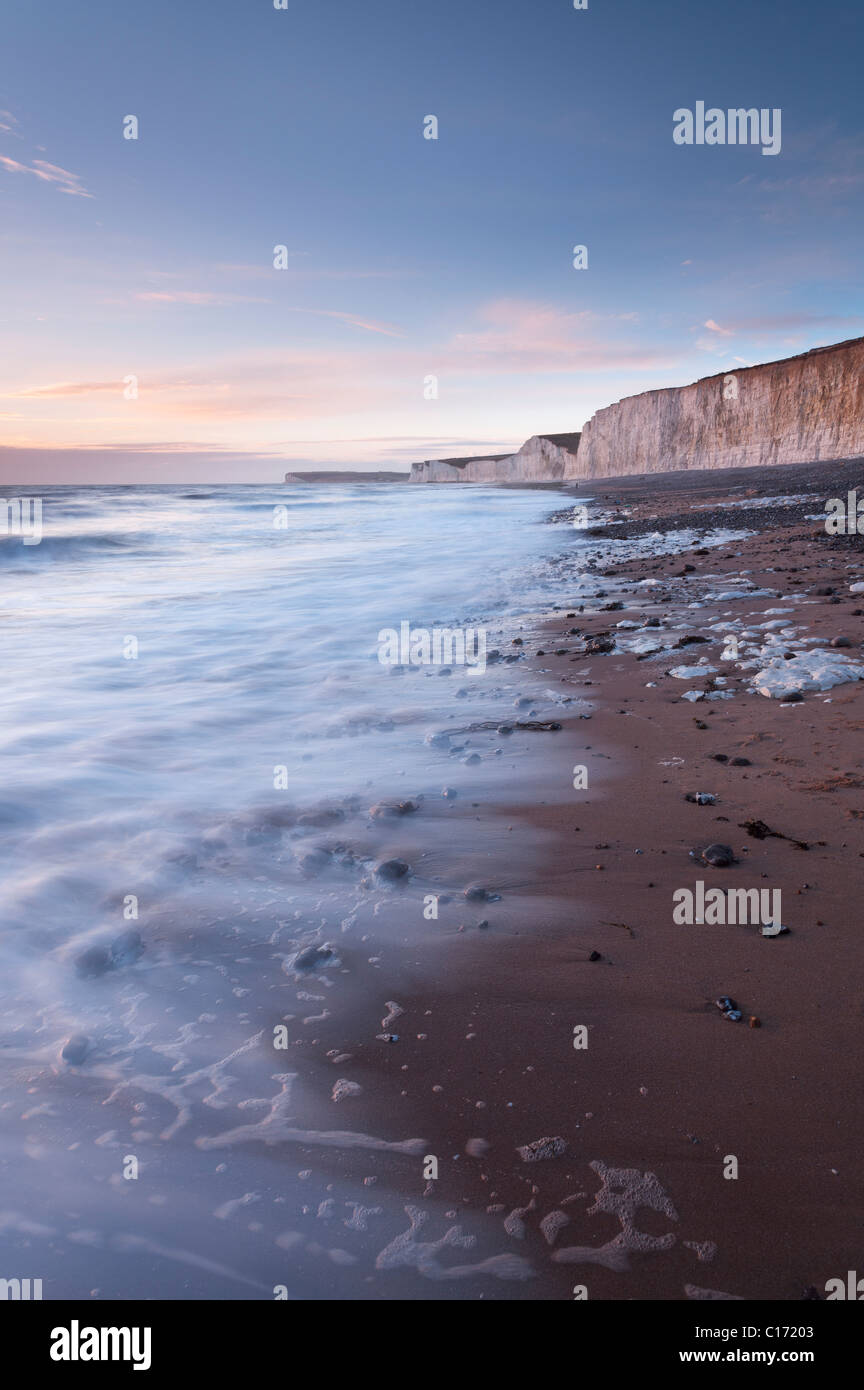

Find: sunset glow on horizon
[2,0,863,481]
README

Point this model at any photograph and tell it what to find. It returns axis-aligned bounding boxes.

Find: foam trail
[195,1074,427,1155]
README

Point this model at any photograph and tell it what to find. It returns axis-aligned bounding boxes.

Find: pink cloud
[135,290,271,305]
[444,300,668,374]
[0,298,688,455]
[130,293,400,334]
[12,380,129,398]
[285,307,403,337]
[0,154,91,197]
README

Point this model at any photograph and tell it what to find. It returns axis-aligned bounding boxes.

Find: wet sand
[265,457,864,1300]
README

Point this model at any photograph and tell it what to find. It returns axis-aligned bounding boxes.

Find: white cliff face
[566,337,864,480]
[508,435,579,480]
[409,336,864,486]
[409,435,579,483]
[410,456,514,482]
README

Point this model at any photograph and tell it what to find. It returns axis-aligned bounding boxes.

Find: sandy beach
[4,464,861,1305]
[259,456,864,1301]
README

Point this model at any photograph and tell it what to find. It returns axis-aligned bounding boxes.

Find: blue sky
[1,0,863,480]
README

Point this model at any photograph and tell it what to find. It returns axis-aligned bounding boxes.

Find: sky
[1,0,863,482]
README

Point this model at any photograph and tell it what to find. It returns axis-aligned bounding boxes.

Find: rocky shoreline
[190,455,864,1301]
[293,454,864,1299]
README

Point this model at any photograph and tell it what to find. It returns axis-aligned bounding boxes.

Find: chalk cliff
[566,336,864,480]
[508,432,582,480]
[410,453,513,482]
[410,434,580,483]
[408,337,864,485]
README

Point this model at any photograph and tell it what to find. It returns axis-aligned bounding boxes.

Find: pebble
[60,1034,90,1066]
[374,858,411,881]
[292,945,333,972]
[695,843,735,867]
[464,884,499,902]
[369,800,418,818]
[714,996,741,1022]
[74,944,113,978]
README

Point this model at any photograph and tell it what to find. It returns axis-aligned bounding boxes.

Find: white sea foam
[749,648,864,698]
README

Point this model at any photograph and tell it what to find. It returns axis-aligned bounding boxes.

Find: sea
[0,481,595,1299]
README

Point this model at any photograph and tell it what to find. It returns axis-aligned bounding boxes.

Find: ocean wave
[0,531,157,564]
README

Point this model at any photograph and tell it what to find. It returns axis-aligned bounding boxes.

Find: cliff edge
[566,336,864,480]
[410,434,580,483]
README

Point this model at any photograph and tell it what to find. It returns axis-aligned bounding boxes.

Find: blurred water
[0,484,570,918]
[0,482,578,1299]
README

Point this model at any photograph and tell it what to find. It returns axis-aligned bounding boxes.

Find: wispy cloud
[1,299,679,444]
[211,261,411,282]
[12,380,129,399]
[445,300,668,374]
[0,109,21,136]
[695,311,860,352]
[7,377,227,400]
[285,307,403,337]
[134,290,271,305]
[0,154,92,197]
[127,291,400,334]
